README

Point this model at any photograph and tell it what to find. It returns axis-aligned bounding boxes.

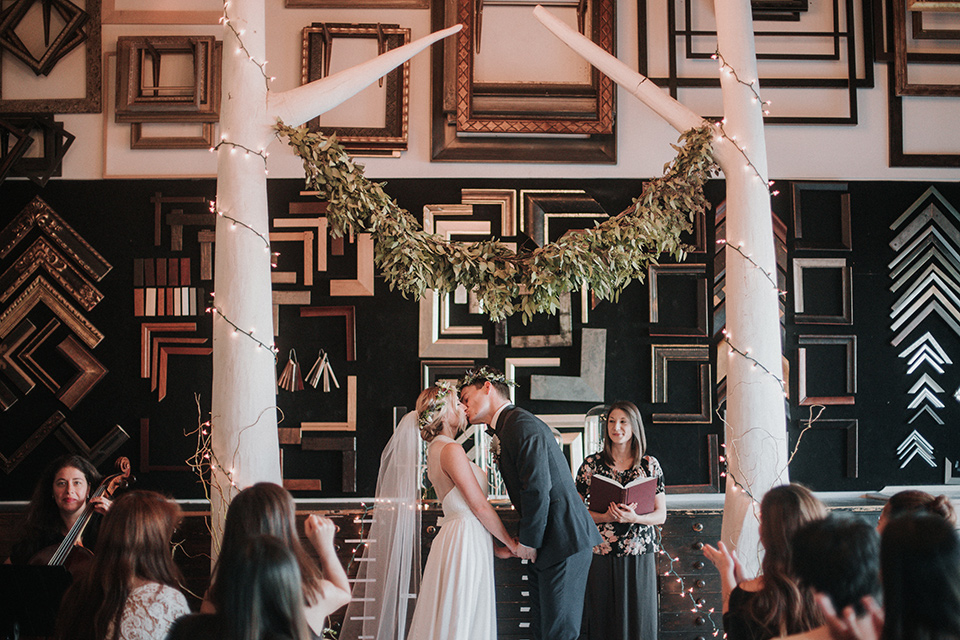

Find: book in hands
[588,474,657,515]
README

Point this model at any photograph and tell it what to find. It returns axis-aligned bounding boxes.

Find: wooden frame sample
[520,190,609,247]
[0,318,38,394]
[797,335,856,405]
[287,0,427,6]
[300,305,357,361]
[1,196,112,281]
[0,237,103,311]
[648,0,870,124]
[0,0,90,76]
[139,418,190,472]
[511,293,574,348]
[329,234,374,296]
[55,334,107,408]
[791,182,853,250]
[1,411,65,473]
[1,114,75,186]
[455,0,615,134]
[156,344,212,401]
[16,319,63,394]
[270,231,315,287]
[56,421,128,466]
[792,258,853,324]
[888,65,960,167]
[666,434,721,493]
[794,418,858,477]
[0,277,103,347]
[530,327,606,402]
[301,435,357,492]
[460,188,519,234]
[504,357,562,403]
[140,322,196,377]
[648,264,709,337]
[431,0,616,162]
[151,337,208,390]
[651,345,712,423]
[0,0,102,113]
[150,192,211,246]
[301,375,358,431]
[301,22,411,155]
[101,0,222,24]
[115,36,222,123]
[422,360,476,389]
[129,122,216,150]
[0,118,34,183]
[893,0,960,96]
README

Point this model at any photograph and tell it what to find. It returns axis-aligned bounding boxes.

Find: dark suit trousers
[528,547,594,640]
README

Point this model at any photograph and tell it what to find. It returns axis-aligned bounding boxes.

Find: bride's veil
[340,410,422,640]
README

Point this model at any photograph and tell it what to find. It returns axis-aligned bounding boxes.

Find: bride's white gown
[406,435,497,640]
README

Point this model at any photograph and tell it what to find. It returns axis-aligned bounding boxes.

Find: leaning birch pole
[211,0,460,549]
[534,4,787,574]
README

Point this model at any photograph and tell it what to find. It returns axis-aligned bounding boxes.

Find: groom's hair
[462,369,511,400]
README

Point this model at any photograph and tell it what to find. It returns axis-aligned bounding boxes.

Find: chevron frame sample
[791,182,852,251]
[797,335,857,405]
[55,334,108,409]
[0,237,103,310]
[0,277,103,347]
[792,258,853,324]
[0,197,112,280]
[1,411,66,474]
[56,422,129,466]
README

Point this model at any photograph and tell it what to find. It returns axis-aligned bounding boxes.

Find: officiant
[575,400,667,640]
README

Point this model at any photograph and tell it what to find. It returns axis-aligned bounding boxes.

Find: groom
[458,367,601,640]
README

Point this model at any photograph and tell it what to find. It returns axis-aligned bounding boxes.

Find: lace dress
[105,582,190,640]
[406,435,497,640]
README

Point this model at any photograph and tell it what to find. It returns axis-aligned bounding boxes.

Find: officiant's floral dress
[575,454,665,640]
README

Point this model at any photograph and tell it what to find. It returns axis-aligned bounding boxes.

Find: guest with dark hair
[783,514,880,640]
[202,483,350,639]
[819,514,960,640]
[575,401,666,640]
[704,483,827,640]
[54,490,189,640]
[167,535,311,640]
[876,490,956,533]
[7,454,109,565]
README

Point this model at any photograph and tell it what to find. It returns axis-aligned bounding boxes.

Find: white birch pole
[534,3,787,574]
[210,0,460,549]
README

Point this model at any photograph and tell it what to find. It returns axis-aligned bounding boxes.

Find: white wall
[38,0,960,181]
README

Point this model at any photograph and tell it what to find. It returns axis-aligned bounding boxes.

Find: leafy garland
[276,121,718,322]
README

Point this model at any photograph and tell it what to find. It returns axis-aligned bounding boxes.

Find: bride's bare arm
[440,442,517,553]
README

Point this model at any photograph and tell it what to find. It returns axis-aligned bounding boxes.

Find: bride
[341,382,517,640]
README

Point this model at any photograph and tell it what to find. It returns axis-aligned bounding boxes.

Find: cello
[29,457,133,573]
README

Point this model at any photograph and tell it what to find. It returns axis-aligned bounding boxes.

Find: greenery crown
[457,366,518,392]
[418,381,456,430]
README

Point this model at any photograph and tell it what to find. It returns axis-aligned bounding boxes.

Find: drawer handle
[695,579,707,588]
[693,561,705,570]
[692,522,704,532]
[695,616,707,626]
[696,636,707,640]
[426,526,438,535]
[692,541,704,551]
[696,598,706,606]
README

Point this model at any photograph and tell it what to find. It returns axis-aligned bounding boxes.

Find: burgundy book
[588,473,657,515]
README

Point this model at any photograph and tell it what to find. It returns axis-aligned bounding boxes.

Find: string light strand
[657,530,721,636]
[208,300,279,358]
[220,1,274,91]
[717,239,785,297]
[712,49,770,113]
[208,200,272,251]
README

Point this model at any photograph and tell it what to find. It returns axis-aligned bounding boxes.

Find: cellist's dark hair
[9,455,100,564]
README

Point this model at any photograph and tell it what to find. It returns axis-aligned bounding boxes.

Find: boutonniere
[490,434,501,464]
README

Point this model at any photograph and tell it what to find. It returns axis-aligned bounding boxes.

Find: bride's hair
[416,384,462,442]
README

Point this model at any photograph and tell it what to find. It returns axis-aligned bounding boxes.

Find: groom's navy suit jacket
[495,405,602,568]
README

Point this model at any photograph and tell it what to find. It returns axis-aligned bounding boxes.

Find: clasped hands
[601,502,640,524]
[494,538,537,562]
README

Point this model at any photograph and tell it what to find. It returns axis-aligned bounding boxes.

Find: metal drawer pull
[521,591,530,597]
[519,622,531,628]
[692,522,704,532]
[695,616,707,626]
[693,561,705,570]
[692,541,704,551]
[522,574,529,580]
[695,579,707,588]
[521,607,531,613]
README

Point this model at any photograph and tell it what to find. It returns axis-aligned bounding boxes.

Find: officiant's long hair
[599,400,647,470]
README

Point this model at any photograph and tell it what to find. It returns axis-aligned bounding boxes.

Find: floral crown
[457,365,518,392]
[418,381,456,431]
